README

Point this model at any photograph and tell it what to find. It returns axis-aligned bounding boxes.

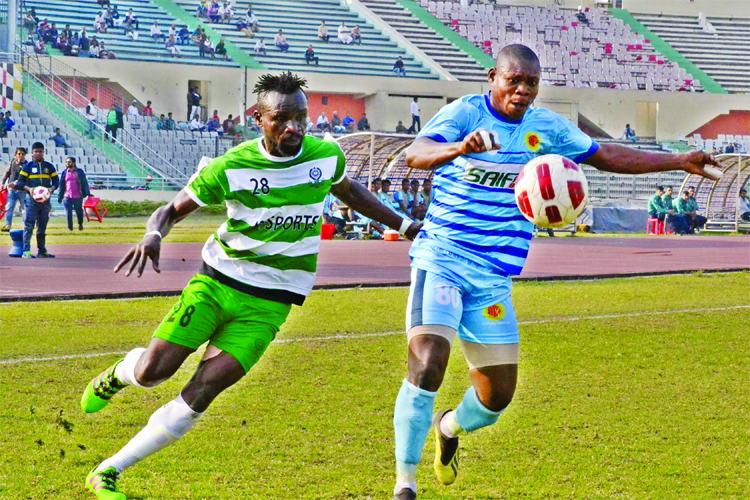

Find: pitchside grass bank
[0,274,748,499]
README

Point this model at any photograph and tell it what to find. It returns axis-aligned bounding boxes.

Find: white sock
[394,461,417,494]
[96,394,203,474]
[440,410,464,439]
[114,347,147,387]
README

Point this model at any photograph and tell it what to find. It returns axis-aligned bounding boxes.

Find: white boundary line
[1,304,747,366]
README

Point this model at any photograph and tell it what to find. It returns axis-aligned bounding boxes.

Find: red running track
[0,237,748,301]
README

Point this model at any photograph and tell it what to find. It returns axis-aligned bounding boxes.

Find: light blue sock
[393,379,437,465]
[455,386,503,433]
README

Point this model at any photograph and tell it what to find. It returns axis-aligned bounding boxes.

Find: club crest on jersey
[482,303,506,322]
[309,166,323,183]
[525,131,541,152]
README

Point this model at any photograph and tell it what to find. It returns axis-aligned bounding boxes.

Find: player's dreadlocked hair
[253,72,308,96]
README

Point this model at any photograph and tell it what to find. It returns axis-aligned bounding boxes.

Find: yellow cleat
[432,410,459,485]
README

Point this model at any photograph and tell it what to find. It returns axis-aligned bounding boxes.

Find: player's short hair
[666,186,673,190]
[253,71,307,97]
[495,44,540,70]
[31,142,44,151]
[67,156,77,166]
[382,179,391,184]
[683,190,690,196]
[14,147,27,155]
[656,185,664,191]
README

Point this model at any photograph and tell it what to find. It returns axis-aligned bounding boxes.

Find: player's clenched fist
[461,129,501,155]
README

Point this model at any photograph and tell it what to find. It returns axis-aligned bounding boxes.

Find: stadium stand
[173,0,437,78]
[359,0,488,81]
[425,2,701,91]
[631,12,750,94]
[24,0,236,67]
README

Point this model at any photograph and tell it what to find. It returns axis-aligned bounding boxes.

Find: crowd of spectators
[323,177,432,238]
[314,111,370,133]
[648,185,706,235]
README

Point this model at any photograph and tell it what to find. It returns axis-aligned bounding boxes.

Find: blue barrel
[8,229,23,257]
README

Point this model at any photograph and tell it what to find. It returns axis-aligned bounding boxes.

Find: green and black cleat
[81,360,127,413]
[433,409,459,485]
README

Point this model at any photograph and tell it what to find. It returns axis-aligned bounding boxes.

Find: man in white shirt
[740,188,750,222]
[254,37,266,56]
[274,30,289,52]
[150,21,166,42]
[338,22,352,44]
[168,24,177,39]
[189,117,206,131]
[127,100,140,117]
[245,7,259,32]
[85,97,99,137]
[407,97,420,134]
[94,12,107,33]
[318,21,329,42]
[316,112,332,132]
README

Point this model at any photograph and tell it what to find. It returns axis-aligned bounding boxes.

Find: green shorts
[153,274,292,373]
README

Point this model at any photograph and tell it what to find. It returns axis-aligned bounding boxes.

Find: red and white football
[32,186,51,203]
[514,154,588,229]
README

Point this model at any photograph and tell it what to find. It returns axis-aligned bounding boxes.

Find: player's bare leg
[86,347,246,499]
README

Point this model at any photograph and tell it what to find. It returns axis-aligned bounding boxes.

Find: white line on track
[1,304,747,366]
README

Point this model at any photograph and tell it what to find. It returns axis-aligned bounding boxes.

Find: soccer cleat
[85,467,126,500]
[21,251,35,259]
[433,410,459,486]
[37,251,55,258]
[81,360,127,413]
[393,487,417,500]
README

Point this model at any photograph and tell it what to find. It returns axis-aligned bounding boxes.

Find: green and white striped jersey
[186,135,347,299]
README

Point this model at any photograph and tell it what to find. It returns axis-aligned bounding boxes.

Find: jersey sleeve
[186,156,227,206]
[331,142,347,185]
[548,113,599,164]
[417,99,474,144]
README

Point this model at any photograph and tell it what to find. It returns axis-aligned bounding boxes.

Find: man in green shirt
[649,186,688,234]
[79,72,421,500]
[105,103,118,143]
[685,186,706,232]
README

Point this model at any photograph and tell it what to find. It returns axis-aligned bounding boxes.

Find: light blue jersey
[411,92,598,277]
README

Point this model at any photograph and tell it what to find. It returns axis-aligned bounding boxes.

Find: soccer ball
[32,186,50,203]
[514,155,588,229]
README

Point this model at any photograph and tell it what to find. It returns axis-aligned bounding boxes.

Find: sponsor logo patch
[482,303,506,321]
[525,131,541,152]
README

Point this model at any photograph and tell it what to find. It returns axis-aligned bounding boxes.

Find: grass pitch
[0,273,748,499]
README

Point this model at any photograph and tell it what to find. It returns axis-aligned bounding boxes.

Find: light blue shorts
[407,248,519,345]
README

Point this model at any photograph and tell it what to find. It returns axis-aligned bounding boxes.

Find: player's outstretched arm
[406,130,501,170]
[330,176,421,240]
[114,188,200,277]
[587,144,721,179]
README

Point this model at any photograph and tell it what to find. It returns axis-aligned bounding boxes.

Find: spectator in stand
[165,112,176,131]
[165,35,181,57]
[203,37,216,58]
[212,110,220,122]
[208,1,221,23]
[79,27,90,51]
[725,142,735,154]
[85,97,99,137]
[305,45,319,67]
[331,111,345,133]
[189,116,206,132]
[739,188,750,222]
[686,186,706,232]
[62,24,73,40]
[1,147,28,232]
[98,41,116,59]
[351,25,362,45]
[105,103,118,142]
[94,12,107,33]
[207,116,223,136]
[49,128,68,148]
[316,112,332,132]
[215,38,228,61]
[124,9,139,31]
[318,21,329,43]
[245,6,260,32]
[393,56,406,77]
[58,157,90,232]
[88,38,100,57]
[409,179,425,220]
[0,115,9,138]
[111,6,121,27]
[103,7,113,29]
[622,123,636,142]
[44,22,58,43]
[24,10,38,32]
[338,22,353,44]
[342,112,355,132]
[222,114,234,134]
[407,97,420,133]
[14,142,59,259]
[422,178,432,212]
[177,26,190,45]
[156,114,166,130]
[395,121,408,134]
[254,37,266,56]
[217,3,228,23]
[34,38,47,55]
[143,100,153,117]
[394,178,412,216]
[357,113,370,131]
[150,21,166,42]
[168,24,177,40]
[275,30,289,52]
[0,112,14,136]
[188,87,201,120]
[127,100,140,117]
